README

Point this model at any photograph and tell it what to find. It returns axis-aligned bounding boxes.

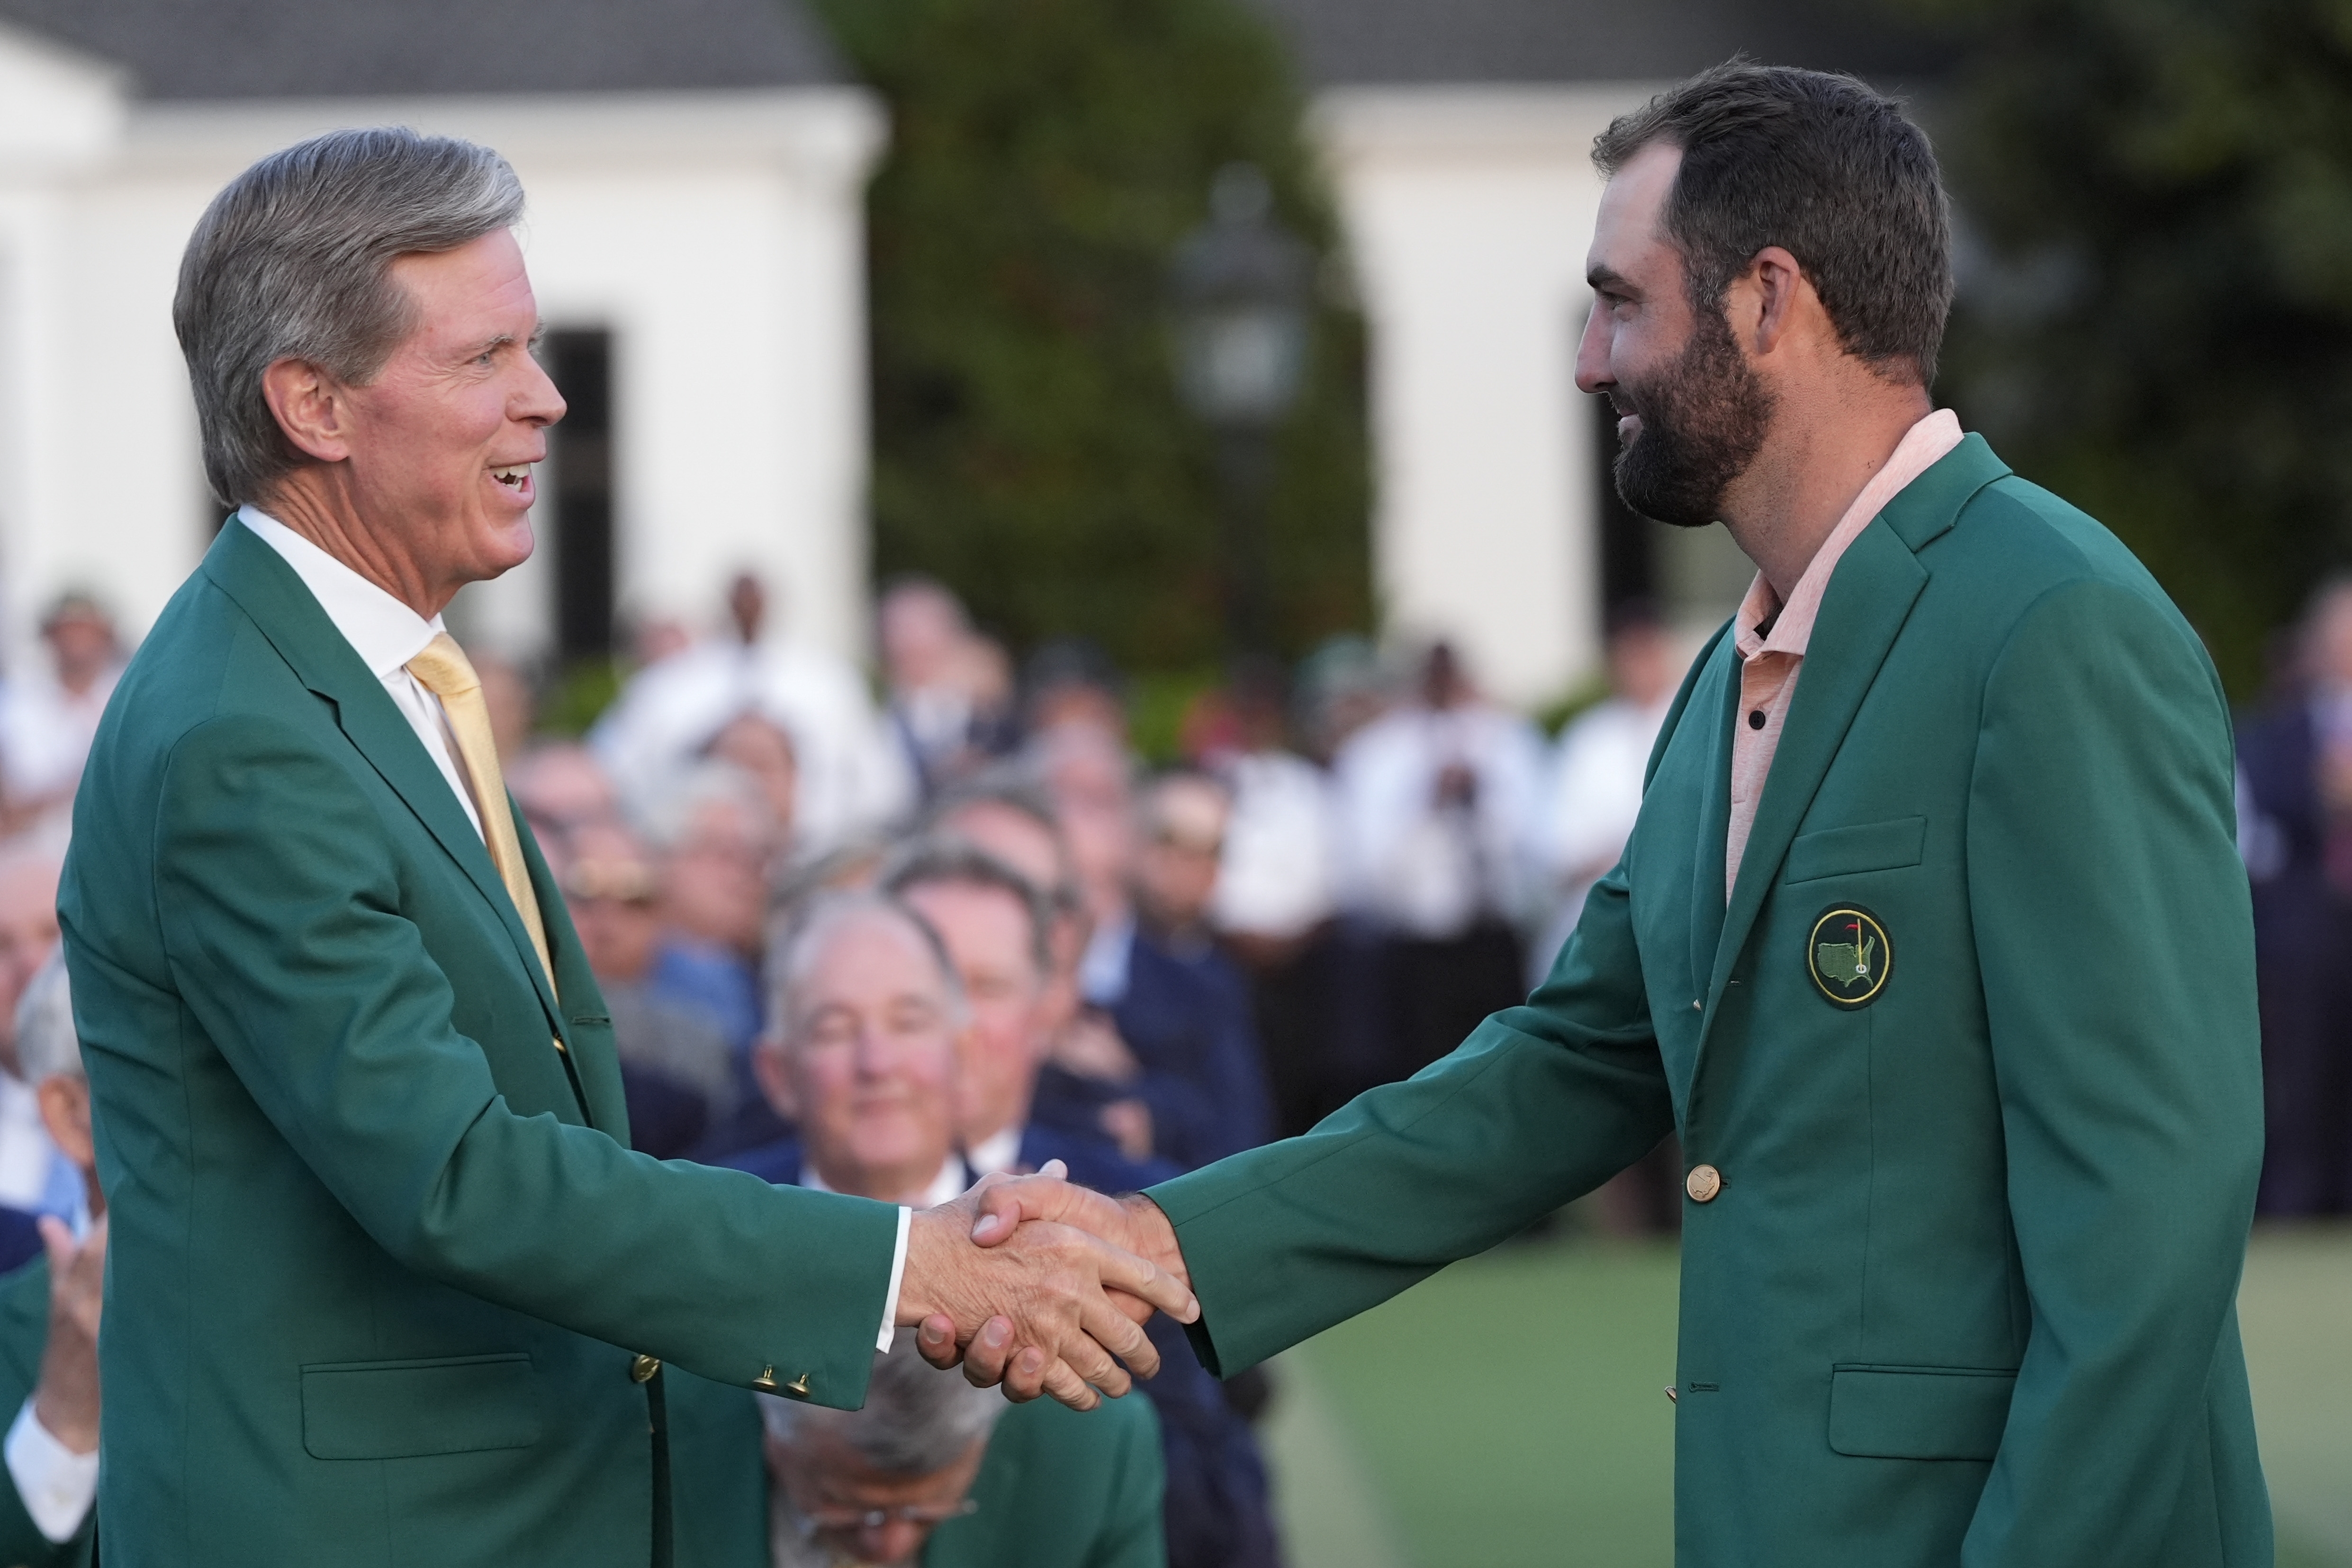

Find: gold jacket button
[1685,1163,1723,1203]
[630,1354,660,1383]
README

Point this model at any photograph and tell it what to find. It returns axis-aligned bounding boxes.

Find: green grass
[1264,1226,2352,1567]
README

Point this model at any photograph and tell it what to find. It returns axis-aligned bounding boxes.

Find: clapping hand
[896,1162,1197,1412]
[34,1213,106,1455]
[914,1165,1191,1405]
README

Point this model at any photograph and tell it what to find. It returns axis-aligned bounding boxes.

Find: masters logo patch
[1808,905,1892,1009]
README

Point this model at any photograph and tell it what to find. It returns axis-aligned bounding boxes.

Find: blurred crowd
[0,568,1690,1566]
[2239,579,2352,1221]
[16,560,2352,1560]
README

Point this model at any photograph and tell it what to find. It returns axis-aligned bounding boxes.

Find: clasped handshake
[894,1161,1195,1411]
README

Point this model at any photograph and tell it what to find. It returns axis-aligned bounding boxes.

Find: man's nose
[1573,305,1613,397]
[515,352,568,428]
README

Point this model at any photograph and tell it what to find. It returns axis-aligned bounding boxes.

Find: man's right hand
[927,1174,1190,1401]
[894,1171,1197,1413]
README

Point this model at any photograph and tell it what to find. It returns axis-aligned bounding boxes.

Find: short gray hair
[760,1332,1003,1473]
[15,950,80,1086]
[765,891,965,1046]
[879,837,1054,981]
[174,126,526,508]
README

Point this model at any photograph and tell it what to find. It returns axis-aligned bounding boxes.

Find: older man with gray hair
[670,894,1165,1568]
[57,127,1190,1568]
[757,1330,1162,1568]
[0,951,106,1567]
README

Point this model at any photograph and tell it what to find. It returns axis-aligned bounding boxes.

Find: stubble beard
[1610,300,1775,530]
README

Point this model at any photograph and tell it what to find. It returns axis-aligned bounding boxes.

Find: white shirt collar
[966,1124,1024,1179]
[801,1153,968,1210]
[236,506,444,680]
[1078,910,1135,1007]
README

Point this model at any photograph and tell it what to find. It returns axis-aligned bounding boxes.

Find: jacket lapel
[1702,435,2011,1007]
[199,523,566,1034]
[1685,640,1739,988]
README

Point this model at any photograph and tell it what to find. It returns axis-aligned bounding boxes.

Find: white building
[0,0,881,675]
[1258,0,1929,705]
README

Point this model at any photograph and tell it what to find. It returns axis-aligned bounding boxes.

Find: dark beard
[1610,303,1774,529]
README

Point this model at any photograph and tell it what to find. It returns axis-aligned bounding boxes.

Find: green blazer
[1151,436,2270,1567]
[59,521,901,1568]
[664,1368,1166,1568]
[0,1259,94,1568]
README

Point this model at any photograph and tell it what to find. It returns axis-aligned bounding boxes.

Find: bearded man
[962,62,2271,1567]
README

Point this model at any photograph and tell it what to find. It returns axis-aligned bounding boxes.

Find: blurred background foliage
[1912,0,2352,698]
[815,0,1373,674]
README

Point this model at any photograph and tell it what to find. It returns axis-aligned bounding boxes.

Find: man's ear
[261,356,356,465]
[1741,244,1811,359]
[752,1035,799,1121]
[34,1075,92,1173]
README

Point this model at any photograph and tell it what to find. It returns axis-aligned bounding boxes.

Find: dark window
[1592,390,1658,615]
[541,329,615,663]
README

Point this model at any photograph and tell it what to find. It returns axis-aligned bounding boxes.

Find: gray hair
[760,1331,1003,1473]
[878,837,1054,981]
[637,760,776,854]
[765,890,966,1046]
[14,949,80,1086]
[174,126,526,508]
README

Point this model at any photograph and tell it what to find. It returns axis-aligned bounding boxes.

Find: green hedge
[819,0,1373,672]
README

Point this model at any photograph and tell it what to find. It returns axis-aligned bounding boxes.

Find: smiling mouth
[490,464,533,490]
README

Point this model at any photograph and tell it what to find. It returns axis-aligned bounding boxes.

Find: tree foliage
[1913,0,2352,695]
[815,0,1372,671]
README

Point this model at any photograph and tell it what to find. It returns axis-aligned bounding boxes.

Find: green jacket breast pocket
[1828,1364,2015,1461]
[1784,817,1927,884]
[301,1352,541,1460]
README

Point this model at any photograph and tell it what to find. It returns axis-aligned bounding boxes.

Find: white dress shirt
[966,1125,1025,1180]
[5,1185,94,1541]
[802,1161,961,1352]
[237,507,480,836]
[238,511,911,1354]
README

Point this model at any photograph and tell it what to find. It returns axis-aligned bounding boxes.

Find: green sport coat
[665,1368,1167,1568]
[0,1258,95,1568]
[59,520,902,1568]
[1151,435,2271,1567]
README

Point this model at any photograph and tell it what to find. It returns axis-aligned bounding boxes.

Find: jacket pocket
[1784,817,1927,884]
[301,1352,541,1460]
[1828,1364,2015,1460]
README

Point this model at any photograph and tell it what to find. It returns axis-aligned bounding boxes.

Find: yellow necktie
[405,632,554,988]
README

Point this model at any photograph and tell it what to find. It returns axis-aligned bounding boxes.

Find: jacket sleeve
[1962,577,2266,1564]
[1092,1394,1167,1568]
[149,712,898,1410]
[1146,859,1672,1376]
[0,1464,92,1568]
[0,1264,90,1568]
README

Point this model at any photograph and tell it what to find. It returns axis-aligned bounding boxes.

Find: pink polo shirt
[1723,409,1964,895]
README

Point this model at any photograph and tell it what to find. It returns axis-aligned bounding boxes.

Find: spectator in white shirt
[0,594,123,832]
[591,573,914,857]
[1529,602,1681,986]
[1329,642,1546,1082]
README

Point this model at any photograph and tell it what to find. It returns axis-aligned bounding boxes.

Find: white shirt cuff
[4,1396,94,1542]
[878,1205,911,1352]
